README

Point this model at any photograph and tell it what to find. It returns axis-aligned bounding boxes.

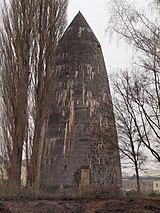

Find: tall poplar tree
[0,0,68,188]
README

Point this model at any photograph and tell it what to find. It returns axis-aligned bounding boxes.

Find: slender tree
[28,0,68,189]
[0,0,34,187]
[107,0,160,164]
[111,71,147,194]
[0,0,68,189]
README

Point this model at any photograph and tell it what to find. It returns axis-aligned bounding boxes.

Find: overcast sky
[68,0,152,72]
[0,0,152,71]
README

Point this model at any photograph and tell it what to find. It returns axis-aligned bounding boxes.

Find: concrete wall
[123,179,160,194]
[153,181,160,193]
[43,12,121,190]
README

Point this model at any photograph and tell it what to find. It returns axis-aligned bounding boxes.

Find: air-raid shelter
[43,12,122,190]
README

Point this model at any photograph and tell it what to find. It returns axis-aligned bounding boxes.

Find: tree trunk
[135,161,141,196]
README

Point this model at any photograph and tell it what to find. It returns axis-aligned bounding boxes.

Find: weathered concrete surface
[43,12,121,190]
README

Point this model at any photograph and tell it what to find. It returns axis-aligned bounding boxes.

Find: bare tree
[110,71,148,194]
[0,0,34,187]
[27,0,68,189]
[0,0,68,189]
[107,0,160,164]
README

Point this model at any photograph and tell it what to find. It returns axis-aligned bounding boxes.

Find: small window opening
[64,165,67,172]
[65,71,69,75]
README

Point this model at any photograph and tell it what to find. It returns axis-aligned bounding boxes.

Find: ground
[1,199,160,213]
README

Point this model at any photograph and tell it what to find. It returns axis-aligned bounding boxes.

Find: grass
[0,182,160,202]
[0,183,123,201]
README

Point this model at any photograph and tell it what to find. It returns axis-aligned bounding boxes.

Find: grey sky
[0,0,151,71]
[68,0,152,72]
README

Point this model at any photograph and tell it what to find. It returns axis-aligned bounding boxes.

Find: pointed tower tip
[77,11,83,16]
[68,11,90,29]
[58,9,100,45]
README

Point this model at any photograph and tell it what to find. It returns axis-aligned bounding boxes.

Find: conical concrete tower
[44,12,121,190]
